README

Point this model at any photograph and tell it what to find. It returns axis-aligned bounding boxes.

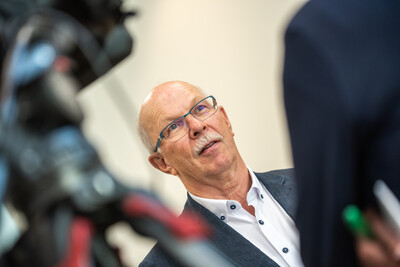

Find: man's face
[147,83,238,183]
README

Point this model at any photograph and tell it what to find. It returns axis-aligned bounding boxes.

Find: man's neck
[184,156,251,205]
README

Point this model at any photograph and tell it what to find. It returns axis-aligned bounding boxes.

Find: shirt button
[258,220,264,225]
[220,215,225,220]
[282,247,289,253]
[230,204,236,210]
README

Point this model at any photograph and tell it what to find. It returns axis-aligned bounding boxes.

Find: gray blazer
[140,169,297,267]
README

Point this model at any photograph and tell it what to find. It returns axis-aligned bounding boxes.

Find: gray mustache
[193,132,224,156]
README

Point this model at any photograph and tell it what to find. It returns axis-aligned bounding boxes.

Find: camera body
[0,1,134,265]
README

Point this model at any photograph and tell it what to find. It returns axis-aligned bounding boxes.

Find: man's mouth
[193,132,224,157]
[200,141,217,155]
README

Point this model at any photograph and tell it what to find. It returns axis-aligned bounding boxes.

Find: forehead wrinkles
[143,81,207,137]
[157,94,201,127]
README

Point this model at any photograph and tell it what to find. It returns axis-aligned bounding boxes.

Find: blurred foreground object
[283,0,400,266]
[0,1,234,266]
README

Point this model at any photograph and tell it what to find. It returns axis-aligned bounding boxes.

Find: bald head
[138,80,243,192]
[138,81,206,153]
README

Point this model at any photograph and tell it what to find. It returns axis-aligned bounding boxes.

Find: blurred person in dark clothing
[283,0,400,266]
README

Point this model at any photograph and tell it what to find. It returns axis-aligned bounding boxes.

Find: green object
[342,205,373,238]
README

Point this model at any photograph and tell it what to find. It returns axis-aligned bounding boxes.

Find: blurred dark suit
[283,0,400,266]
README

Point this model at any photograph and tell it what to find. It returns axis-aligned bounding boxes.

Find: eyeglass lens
[162,97,217,142]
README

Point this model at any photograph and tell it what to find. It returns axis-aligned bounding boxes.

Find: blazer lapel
[255,169,297,220]
[184,194,280,267]
[182,169,297,266]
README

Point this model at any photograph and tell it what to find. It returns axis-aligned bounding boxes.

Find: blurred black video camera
[0,1,134,265]
[0,0,134,131]
[0,0,134,217]
[0,3,236,267]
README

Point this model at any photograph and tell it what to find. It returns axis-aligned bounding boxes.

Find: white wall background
[77,0,306,265]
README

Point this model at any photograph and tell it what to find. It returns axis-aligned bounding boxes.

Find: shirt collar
[189,193,228,216]
[188,166,264,217]
[247,166,265,204]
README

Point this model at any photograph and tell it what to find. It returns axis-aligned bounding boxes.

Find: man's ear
[219,106,234,136]
[148,153,178,176]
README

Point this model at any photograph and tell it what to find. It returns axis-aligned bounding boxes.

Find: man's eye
[167,119,184,135]
[196,105,208,112]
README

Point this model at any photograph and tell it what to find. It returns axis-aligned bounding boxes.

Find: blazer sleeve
[139,243,182,267]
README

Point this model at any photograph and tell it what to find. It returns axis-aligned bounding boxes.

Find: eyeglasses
[153,95,218,152]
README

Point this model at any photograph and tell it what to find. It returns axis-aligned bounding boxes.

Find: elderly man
[138,81,303,266]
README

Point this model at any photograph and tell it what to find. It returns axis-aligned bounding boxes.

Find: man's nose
[186,115,207,139]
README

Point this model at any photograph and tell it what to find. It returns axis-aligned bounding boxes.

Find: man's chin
[202,157,232,175]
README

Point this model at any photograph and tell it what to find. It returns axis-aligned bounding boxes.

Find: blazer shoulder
[255,168,296,185]
[140,243,179,267]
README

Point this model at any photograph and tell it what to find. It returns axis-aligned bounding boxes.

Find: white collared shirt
[189,167,304,267]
